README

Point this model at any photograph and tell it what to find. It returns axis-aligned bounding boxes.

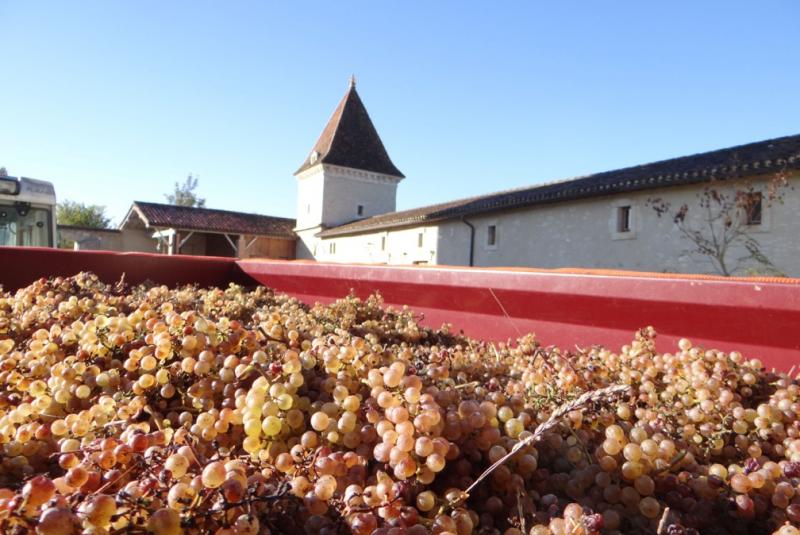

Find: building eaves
[57,225,121,233]
[129,201,297,240]
[318,133,800,238]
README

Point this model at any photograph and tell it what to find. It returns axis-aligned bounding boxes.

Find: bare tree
[0,167,8,177]
[647,171,790,277]
[165,174,206,208]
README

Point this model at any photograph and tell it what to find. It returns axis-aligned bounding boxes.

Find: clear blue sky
[2,1,799,225]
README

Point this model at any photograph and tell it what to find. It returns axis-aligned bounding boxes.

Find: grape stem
[516,489,527,534]
[656,506,676,534]
[92,458,145,496]
[449,384,630,508]
[257,326,285,344]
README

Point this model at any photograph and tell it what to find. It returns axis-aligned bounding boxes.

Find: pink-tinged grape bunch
[0,273,798,534]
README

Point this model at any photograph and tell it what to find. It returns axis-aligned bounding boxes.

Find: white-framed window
[739,188,771,233]
[417,232,423,248]
[617,206,631,233]
[381,235,386,251]
[306,203,311,214]
[744,192,762,226]
[485,222,498,250]
[357,204,364,217]
[610,199,636,240]
[328,242,336,254]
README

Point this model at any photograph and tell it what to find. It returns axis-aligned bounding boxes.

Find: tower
[294,77,404,258]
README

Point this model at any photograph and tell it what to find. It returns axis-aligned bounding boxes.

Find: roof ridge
[320,88,351,168]
[132,201,296,222]
[318,132,800,238]
[457,132,800,203]
[295,81,404,177]
[303,88,350,168]
[128,202,297,239]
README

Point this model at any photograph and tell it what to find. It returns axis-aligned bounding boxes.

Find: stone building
[296,81,800,276]
[62,202,296,259]
[294,77,405,260]
[58,224,151,252]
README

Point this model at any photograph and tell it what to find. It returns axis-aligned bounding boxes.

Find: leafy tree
[56,200,112,229]
[165,174,206,208]
[647,171,790,277]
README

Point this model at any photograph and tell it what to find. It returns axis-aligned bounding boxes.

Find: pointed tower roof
[295,79,404,178]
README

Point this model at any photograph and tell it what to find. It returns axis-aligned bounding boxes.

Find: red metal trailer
[1,247,798,370]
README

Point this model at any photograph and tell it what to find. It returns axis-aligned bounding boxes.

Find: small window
[417,232,423,248]
[617,206,631,233]
[381,236,386,251]
[487,225,497,246]
[745,192,762,225]
[328,242,336,254]
[306,204,311,214]
[357,204,364,217]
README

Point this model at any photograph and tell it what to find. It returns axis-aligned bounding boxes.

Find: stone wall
[316,173,800,276]
[58,226,155,253]
[315,225,438,265]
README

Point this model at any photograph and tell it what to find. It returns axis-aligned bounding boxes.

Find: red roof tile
[131,202,296,239]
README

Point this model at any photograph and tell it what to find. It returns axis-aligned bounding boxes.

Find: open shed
[120,201,296,259]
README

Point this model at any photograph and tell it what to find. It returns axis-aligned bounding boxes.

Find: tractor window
[0,203,52,247]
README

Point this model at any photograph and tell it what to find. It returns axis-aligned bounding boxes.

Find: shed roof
[127,201,296,239]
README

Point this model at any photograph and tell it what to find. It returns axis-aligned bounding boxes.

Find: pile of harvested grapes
[0,273,799,535]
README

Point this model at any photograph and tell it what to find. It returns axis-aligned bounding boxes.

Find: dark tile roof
[130,202,296,239]
[58,225,120,233]
[295,81,404,178]
[319,133,800,238]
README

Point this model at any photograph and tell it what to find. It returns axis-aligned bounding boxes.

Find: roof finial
[349,74,356,89]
